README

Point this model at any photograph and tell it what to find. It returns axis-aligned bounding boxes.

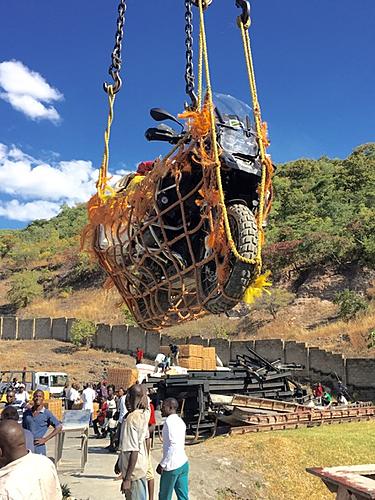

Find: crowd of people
[0,377,189,500]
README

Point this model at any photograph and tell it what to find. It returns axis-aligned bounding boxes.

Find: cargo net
[82,106,271,331]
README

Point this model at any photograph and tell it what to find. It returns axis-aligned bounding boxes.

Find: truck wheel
[199,203,258,314]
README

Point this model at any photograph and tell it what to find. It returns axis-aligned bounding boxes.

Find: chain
[103,0,127,94]
[184,0,198,109]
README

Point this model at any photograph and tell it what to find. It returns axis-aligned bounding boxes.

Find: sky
[0,0,374,228]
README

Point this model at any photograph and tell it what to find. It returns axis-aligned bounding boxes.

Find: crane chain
[104,0,127,94]
[184,0,198,109]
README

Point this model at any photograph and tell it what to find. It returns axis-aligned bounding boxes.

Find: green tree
[333,289,368,322]
[7,271,43,308]
[69,319,96,348]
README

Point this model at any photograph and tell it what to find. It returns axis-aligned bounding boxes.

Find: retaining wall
[1,316,374,399]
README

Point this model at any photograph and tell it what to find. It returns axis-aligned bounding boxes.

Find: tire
[200,203,258,314]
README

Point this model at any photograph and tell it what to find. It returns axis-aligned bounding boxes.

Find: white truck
[0,370,68,398]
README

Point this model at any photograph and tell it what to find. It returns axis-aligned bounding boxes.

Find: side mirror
[150,108,183,130]
[145,124,178,143]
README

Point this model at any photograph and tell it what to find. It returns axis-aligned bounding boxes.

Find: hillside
[0,144,374,356]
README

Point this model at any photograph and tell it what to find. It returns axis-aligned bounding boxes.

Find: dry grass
[199,421,375,499]
[312,307,375,353]
[20,288,126,325]
[1,339,136,384]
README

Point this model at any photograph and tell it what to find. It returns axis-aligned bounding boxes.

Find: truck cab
[34,372,68,398]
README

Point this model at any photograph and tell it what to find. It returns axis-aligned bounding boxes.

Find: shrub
[254,288,295,319]
[367,329,375,349]
[122,306,137,326]
[334,289,368,322]
[7,271,43,308]
[69,319,96,348]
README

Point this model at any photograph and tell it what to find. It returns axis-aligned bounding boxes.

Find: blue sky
[0,0,374,228]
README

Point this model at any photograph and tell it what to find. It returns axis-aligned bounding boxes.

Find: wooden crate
[179,357,203,370]
[107,367,138,390]
[203,347,216,362]
[179,344,203,358]
[44,399,63,421]
[160,346,170,355]
[203,358,216,371]
[93,402,100,419]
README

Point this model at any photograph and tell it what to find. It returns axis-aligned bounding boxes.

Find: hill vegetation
[0,144,374,353]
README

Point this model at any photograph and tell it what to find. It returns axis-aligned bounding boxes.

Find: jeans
[159,461,189,500]
[124,478,147,500]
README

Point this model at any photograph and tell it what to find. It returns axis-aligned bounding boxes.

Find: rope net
[82,102,272,331]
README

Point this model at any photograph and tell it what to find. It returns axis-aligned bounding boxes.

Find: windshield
[50,375,67,387]
[213,93,253,125]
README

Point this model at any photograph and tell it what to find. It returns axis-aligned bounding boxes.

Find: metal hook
[235,0,251,27]
[192,0,213,9]
[103,69,122,95]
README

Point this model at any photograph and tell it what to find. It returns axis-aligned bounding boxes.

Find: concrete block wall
[346,359,375,389]
[230,340,254,360]
[112,325,128,352]
[35,318,52,340]
[128,326,146,353]
[285,341,309,376]
[18,319,34,340]
[2,317,17,340]
[0,316,374,399]
[95,323,112,350]
[209,339,231,366]
[254,339,284,362]
[52,318,67,342]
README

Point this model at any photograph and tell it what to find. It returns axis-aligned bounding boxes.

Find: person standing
[136,347,144,365]
[5,389,24,423]
[157,398,189,500]
[116,384,150,499]
[69,383,81,409]
[169,345,180,367]
[116,387,127,449]
[93,396,108,438]
[1,406,35,452]
[15,384,29,406]
[0,420,62,499]
[22,390,62,456]
[82,383,96,424]
[105,386,118,452]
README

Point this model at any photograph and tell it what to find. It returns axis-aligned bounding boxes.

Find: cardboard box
[179,344,203,358]
[179,357,203,370]
[107,368,138,390]
[203,347,216,361]
[203,358,216,371]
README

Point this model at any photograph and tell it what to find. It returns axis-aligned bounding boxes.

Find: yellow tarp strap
[97,85,117,200]
[197,0,273,302]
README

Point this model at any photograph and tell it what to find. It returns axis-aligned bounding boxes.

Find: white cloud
[0,60,63,122]
[0,200,61,222]
[0,143,133,222]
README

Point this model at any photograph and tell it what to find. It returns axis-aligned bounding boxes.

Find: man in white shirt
[15,384,29,405]
[69,383,81,408]
[156,398,189,500]
[0,420,62,500]
[82,383,96,424]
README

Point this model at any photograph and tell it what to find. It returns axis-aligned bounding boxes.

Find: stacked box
[45,399,63,421]
[203,347,216,362]
[179,344,203,357]
[107,368,138,390]
[179,357,203,370]
[203,358,216,370]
